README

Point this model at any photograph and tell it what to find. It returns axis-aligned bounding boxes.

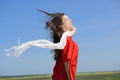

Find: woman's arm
[64,62,70,80]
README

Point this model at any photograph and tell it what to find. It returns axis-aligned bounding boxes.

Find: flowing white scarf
[5,31,71,57]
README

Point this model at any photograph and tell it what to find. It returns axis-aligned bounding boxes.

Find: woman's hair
[37,10,65,60]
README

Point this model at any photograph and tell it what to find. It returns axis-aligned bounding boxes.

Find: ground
[0,71,120,80]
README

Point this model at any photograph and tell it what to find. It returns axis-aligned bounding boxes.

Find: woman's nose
[70,19,72,22]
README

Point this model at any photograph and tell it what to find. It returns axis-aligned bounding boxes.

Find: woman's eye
[66,19,69,21]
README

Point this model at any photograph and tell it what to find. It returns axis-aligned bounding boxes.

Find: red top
[52,36,79,80]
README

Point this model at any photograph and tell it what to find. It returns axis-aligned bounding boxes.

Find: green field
[0,71,120,80]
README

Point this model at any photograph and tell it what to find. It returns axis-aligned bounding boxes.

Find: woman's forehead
[63,15,69,19]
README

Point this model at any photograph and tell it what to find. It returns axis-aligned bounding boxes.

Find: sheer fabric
[5,31,71,57]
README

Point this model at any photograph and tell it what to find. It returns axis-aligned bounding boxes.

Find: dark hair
[37,10,65,60]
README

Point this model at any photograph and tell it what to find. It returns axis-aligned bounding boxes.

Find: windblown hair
[37,10,65,60]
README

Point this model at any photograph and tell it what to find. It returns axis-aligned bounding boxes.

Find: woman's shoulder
[66,36,72,42]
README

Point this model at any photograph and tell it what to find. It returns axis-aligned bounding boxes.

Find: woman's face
[61,15,73,31]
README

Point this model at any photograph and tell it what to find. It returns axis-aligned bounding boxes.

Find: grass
[0,71,120,80]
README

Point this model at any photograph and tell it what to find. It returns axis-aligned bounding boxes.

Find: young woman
[5,10,79,80]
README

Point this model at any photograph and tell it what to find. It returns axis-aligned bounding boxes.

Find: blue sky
[0,0,120,76]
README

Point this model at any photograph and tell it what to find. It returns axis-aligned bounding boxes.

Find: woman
[5,10,79,80]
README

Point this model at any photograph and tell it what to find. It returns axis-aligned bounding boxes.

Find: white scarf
[5,31,71,57]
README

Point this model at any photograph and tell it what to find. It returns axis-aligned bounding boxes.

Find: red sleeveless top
[52,36,79,80]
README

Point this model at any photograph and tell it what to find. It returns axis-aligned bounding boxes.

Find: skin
[27,15,76,80]
[61,15,76,80]
[61,15,76,36]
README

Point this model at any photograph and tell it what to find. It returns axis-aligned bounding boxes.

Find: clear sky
[0,0,120,76]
